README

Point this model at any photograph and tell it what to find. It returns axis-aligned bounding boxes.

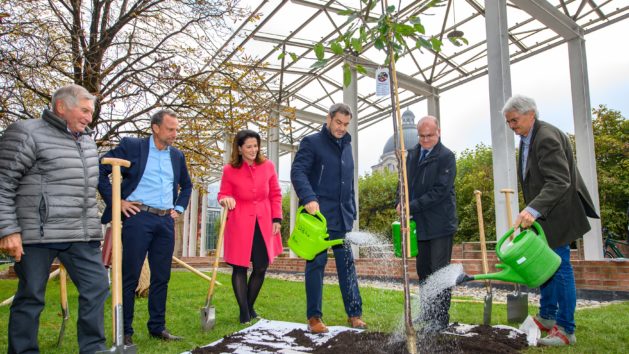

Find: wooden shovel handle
[500,188,515,230]
[59,264,68,313]
[474,191,490,291]
[100,157,130,343]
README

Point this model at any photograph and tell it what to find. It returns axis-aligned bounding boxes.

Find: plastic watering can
[288,206,344,260]
[391,220,418,257]
[458,222,561,288]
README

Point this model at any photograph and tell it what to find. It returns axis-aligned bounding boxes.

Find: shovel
[501,188,529,323]
[98,157,136,354]
[200,207,227,331]
[474,190,492,325]
[56,264,69,347]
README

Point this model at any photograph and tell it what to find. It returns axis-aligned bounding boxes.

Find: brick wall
[263,256,629,293]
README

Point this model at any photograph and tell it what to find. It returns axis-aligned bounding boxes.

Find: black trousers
[416,235,454,330]
[9,243,109,354]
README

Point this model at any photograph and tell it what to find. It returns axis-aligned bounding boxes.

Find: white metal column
[427,90,440,120]
[343,57,359,231]
[199,188,208,257]
[485,0,519,238]
[290,149,298,258]
[187,188,199,256]
[568,36,603,260]
[268,110,280,168]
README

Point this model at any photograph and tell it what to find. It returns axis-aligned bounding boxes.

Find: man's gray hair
[328,103,353,119]
[51,84,96,113]
[502,94,538,119]
[150,109,177,126]
[417,115,440,129]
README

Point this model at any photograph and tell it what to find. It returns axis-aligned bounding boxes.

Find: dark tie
[419,149,428,164]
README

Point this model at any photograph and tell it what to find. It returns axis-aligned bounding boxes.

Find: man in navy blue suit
[99,109,192,345]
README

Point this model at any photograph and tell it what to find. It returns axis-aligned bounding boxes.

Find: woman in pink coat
[218,129,283,324]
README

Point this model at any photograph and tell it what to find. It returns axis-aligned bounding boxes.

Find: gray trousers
[8,243,108,354]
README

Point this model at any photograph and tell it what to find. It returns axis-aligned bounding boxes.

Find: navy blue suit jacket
[290,125,356,232]
[98,137,193,224]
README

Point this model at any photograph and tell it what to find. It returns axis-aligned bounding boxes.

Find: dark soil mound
[192,324,528,354]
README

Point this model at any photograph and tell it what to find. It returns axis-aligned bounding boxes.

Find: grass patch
[1,271,627,353]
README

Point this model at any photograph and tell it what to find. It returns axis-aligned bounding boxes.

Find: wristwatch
[175,210,183,215]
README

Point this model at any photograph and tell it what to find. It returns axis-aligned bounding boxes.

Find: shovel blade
[507,292,529,323]
[56,320,67,347]
[200,306,216,331]
[482,294,492,325]
[95,344,137,354]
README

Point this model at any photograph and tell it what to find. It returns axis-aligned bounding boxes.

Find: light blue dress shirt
[127,136,183,212]
[519,127,541,219]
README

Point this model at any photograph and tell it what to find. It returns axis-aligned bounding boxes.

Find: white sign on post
[375,67,390,97]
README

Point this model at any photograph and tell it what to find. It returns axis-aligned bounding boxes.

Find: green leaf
[355,64,367,75]
[277,52,286,60]
[359,26,367,42]
[374,38,385,50]
[331,41,344,55]
[430,37,443,52]
[351,38,363,53]
[416,37,431,50]
[386,5,396,14]
[338,9,354,16]
[314,43,325,60]
[369,0,378,11]
[413,23,425,34]
[289,52,298,62]
[396,24,415,36]
[310,59,328,69]
[343,63,352,87]
[409,16,421,25]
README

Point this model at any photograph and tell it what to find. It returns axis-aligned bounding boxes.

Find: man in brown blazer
[503,94,598,347]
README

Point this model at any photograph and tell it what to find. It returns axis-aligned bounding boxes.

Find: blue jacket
[291,125,356,232]
[405,141,458,240]
[98,137,193,224]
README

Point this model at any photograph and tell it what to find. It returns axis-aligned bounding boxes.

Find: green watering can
[457,222,561,288]
[391,220,418,257]
[288,206,344,260]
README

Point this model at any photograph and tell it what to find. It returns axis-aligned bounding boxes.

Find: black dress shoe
[124,334,133,346]
[149,329,183,341]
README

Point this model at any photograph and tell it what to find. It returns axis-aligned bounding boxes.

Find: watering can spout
[456,273,474,285]
[471,264,526,284]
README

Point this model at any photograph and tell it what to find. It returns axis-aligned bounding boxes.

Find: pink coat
[217,160,283,267]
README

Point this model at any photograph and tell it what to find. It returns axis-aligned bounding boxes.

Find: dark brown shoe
[307,317,329,334]
[348,316,367,329]
[149,329,183,341]
[124,334,133,346]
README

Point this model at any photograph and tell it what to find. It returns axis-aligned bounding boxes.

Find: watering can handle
[496,221,548,259]
[297,205,327,230]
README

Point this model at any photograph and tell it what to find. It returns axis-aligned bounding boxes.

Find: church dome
[382,109,419,155]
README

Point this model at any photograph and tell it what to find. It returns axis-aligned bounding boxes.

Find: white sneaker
[538,325,576,346]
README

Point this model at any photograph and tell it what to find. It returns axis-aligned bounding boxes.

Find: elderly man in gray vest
[0,84,109,353]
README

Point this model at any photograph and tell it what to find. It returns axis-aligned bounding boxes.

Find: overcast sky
[276,19,629,182]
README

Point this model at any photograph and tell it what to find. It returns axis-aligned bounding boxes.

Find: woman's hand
[272,222,281,235]
[219,197,236,210]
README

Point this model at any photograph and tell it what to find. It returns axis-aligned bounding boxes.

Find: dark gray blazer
[518,119,598,248]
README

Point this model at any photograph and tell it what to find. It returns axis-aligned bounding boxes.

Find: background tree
[0,0,274,184]
[357,169,398,239]
[454,144,495,244]
[590,105,628,237]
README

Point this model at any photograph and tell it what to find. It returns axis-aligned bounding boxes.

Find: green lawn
[0,271,627,353]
